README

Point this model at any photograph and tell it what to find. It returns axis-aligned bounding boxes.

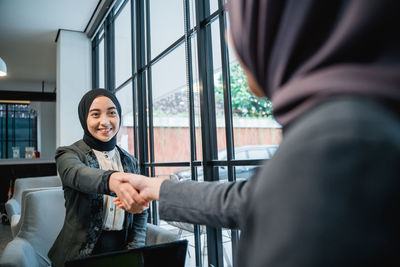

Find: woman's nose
[99,114,110,125]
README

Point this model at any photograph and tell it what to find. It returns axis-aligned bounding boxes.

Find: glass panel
[99,37,105,88]
[116,81,134,154]
[188,0,196,30]
[211,18,227,159]
[153,166,206,267]
[114,0,132,87]
[160,218,207,267]
[210,0,219,14]
[221,228,233,267]
[151,43,189,163]
[216,167,236,266]
[225,16,283,156]
[1,104,37,158]
[149,0,184,58]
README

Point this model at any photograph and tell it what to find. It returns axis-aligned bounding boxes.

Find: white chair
[0,188,65,267]
[5,176,61,237]
[146,223,179,246]
[0,187,180,267]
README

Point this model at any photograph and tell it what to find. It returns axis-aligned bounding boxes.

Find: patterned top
[92,148,125,231]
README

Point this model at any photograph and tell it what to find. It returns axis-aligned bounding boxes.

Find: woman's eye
[110,111,117,116]
[91,112,99,117]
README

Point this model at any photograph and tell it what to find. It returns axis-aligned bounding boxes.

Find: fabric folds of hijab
[228,0,400,126]
[78,89,122,151]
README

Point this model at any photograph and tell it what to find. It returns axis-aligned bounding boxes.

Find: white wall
[56,30,91,147]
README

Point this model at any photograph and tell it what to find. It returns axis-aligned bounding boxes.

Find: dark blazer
[48,140,148,267]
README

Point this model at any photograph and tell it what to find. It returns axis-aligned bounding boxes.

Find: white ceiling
[0,0,100,91]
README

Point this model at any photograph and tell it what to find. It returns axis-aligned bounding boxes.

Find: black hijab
[78,89,122,151]
[228,0,400,126]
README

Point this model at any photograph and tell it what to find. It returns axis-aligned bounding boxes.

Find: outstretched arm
[115,175,250,229]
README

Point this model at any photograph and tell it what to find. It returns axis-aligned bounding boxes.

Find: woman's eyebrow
[88,107,116,113]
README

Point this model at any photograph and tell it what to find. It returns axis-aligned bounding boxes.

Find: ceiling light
[0,57,7,77]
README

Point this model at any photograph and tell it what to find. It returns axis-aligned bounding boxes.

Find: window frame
[90,0,269,265]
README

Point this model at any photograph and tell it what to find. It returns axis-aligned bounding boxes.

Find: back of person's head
[228,0,400,126]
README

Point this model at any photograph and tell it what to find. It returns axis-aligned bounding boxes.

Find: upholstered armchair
[0,187,180,267]
[5,175,61,237]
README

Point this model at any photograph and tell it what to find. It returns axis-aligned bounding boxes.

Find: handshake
[108,172,169,214]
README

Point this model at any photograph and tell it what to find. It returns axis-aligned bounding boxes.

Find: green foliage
[215,64,273,118]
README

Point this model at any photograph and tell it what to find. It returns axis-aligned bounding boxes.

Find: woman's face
[87,95,120,142]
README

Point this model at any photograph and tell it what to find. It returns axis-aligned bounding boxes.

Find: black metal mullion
[184,0,203,265]
[144,0,158,225]
[217,1,240,261]
[195,0,224,266]
[147,36,185,67]
[130,0,138,158]
[218,2,234,181]
[92,35,99,89]
[114,77,134,92]
[135,0,149,176]
[105,15,115,91]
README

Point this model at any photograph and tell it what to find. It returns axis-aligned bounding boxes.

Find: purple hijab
[228,0,400,126]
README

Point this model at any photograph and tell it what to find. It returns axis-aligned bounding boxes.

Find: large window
[0,104,37,159]
[92,0,282,266]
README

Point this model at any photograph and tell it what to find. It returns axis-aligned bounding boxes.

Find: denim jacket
[48,140,148,267]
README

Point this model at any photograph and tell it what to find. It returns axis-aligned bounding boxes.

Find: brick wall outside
[119,126,282,175]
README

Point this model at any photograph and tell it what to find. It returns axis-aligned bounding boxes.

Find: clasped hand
[109,172,166,213]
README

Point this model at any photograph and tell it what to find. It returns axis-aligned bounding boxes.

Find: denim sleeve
[126,209,148,248]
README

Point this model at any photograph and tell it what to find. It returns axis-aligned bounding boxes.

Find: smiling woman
[87,96,120,142]
[48,89,149,267]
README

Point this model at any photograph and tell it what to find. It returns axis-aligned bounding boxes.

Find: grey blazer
[159,179,249,229]
[48,140,148,267]
[159,98,400,267]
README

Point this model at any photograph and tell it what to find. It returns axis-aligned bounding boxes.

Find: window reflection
[116,81,134,153]
[149,0,184,58]
[0,104,37,158]
[211,19,227,159]
[114,0,132,87]
[151,43,190,164]
[225,17,282,154]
